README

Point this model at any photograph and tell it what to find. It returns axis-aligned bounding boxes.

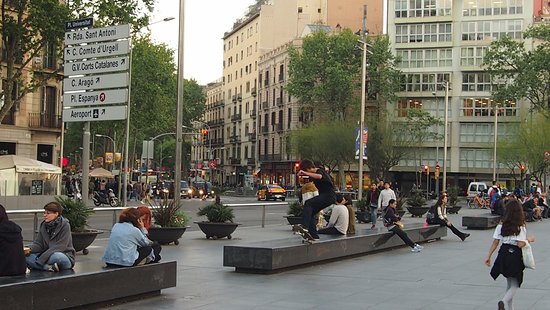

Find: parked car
[190,181,214,198]
[180,180,192,199]
[466,182,488,199]
[256,184,286,201]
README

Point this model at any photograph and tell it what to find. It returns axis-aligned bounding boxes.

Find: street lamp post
[358,5,367,201]
[95,133,120,198]
[442,81,450,191]
[174,0,185,206]
[492,102,498,183]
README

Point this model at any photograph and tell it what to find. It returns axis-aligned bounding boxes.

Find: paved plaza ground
[77,205,550,310]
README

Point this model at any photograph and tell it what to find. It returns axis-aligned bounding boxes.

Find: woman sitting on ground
[0,204,27,276]
[427,192,470,241]
[102,208,161,267]
[383,199,423,253]
[26,202,75,272]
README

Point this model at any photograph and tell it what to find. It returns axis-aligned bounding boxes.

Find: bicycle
[467,193,489,209]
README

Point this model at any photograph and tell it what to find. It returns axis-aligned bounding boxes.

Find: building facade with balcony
[387,0,536,190]
[1,41,62,165]
[200,79,225,185]
[217,0,383,187]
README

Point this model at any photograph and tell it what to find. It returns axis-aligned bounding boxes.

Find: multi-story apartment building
[212,0,383,187]
[387,0,536,190]
[201,79,225,184]
[1,41,62,164]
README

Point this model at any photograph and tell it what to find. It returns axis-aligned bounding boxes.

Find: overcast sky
[148,0,254,85]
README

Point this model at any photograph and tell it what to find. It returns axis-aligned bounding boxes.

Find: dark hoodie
[0,219,27,276]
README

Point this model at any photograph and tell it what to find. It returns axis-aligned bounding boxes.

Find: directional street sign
[63,105,127,122]
[65,17,93,31]
[63,89,128,107]
[64,24,130,45]
[64,40,129,61]
[64,56,129,75]
[63,72,129,92]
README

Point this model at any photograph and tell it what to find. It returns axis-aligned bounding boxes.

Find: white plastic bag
[522,241,535,269]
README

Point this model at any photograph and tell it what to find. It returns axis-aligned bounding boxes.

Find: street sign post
[63,56,129,76]
[63,72,129,91]
[62,106,127,122]
[64,40,129,61]
[64,24,130,45]
[63,89,128,107]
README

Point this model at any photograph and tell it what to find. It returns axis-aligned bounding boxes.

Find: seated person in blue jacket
[318,194,349,235]
[26,202,76,272]
[103,208,161,267]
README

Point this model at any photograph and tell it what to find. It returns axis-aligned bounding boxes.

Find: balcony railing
[247,158,255,165]
[262,101,268,110]
[251,87,257,97]
[249,133,256,141]
[250,109,257,118]
[237,93,242,101]
[276,97,283,106]
[229,135,241,143]
[232,95,237,103]
[261,125,269,134]
[276,123,284,132]
[259,154,282,162]
[230,158,240,165]
[230,113,242,122]
[28,113,62,129]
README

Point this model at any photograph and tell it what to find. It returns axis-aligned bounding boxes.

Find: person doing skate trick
[296,159,336,240]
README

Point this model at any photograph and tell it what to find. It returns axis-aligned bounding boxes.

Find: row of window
[463,0,523,17]
[395,0,452,18]
[397,48,452,68]
[462,20,523,41]
[396,97,518,118]
[395,23,452,43]
[398,148,504,169]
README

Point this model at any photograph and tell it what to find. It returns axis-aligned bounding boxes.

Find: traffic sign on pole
[65,17,93,31]
[64,56,129,76]
[64,24,130,45]
[62,105,127,122]
[64,40,129,61]
[63,89,128,107]
[63,72,129,91]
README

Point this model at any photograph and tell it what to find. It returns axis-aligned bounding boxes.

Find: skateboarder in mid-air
[296,159,336,239]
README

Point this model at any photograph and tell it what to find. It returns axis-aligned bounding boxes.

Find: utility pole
[358,5,367,200]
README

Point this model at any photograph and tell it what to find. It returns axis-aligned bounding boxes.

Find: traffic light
[201,129,208,144]
[520,165,526,172]
[423,165,429,174]
[434,164,440,179]
[294,162,299,173]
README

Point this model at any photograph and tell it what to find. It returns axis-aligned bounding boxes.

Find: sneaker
[310,233,320,240]
[460,233,471,241]
[411,244,423,252]
[415,244,424,250]
[371,225,376,230]
[48,263,59,272]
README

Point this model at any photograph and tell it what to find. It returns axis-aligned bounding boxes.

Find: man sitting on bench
[318,194,349,235]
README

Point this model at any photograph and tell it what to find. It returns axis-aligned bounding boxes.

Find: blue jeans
[369,204,378,225]
[26,252,72,271]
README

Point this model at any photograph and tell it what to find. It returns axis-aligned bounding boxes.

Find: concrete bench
[223,223,446,273]
[462,214,500,229]
[0,261,177,310]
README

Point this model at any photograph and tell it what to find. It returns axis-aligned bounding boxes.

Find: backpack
[426,204,437,225]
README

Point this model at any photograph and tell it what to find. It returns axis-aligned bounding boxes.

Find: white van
[467,182,488,199]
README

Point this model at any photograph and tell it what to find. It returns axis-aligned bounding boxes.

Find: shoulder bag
[522,241,535,269]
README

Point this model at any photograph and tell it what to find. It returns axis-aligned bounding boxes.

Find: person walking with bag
[383,199,423,252]
[485,199,535,310]
[427,192,470,241]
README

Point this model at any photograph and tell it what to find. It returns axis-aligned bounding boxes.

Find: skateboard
[292,224,316,244]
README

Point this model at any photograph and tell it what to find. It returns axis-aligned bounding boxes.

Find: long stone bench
[0,261,177,310]
[223,223,446,273]
[462,213,500,230]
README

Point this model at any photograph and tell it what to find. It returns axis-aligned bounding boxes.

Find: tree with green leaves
[287,28,361,122]
[290,121,355,188]
[0,0,70,122]
[484,24,550,119]
[497,115,550,185]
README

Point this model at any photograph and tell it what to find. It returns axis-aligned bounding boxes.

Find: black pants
[303,193,336,235]
[317,226,344,235]
[389,226,415,248]
[446,222,467,239]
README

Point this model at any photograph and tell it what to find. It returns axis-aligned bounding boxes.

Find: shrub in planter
[196,196,238,239]
[151,199,190,228]
[287,201,303,217]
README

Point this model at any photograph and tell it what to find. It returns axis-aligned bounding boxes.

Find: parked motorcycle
[92,189,118,207]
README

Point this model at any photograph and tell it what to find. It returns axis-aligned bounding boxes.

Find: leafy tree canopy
[484,24,550,118]
[287,28,361,121]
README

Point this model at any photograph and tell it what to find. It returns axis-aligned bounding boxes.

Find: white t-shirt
[327,204,349,234]
[492,224,527,246]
